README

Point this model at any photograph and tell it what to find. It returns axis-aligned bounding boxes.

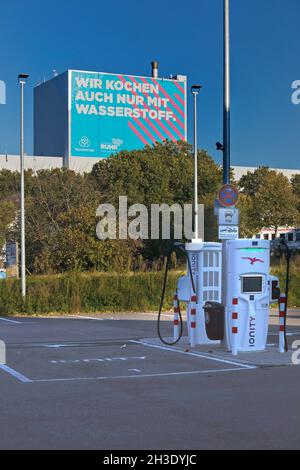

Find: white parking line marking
[131,340,257,370]
[268,332,300,337]
[0,337,257,385]
[0,364,32,383]
[29,367,251,383]
[43,315,105,321]
[50,356,146,364]
[142,312,176,319]
[0,317,22,324]
[71,315,104,321]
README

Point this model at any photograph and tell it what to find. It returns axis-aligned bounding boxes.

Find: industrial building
[0,153,299,182]
[2,66,299,181]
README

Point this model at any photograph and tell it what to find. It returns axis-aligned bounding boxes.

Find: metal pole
[223,0,230,184]
[191,85,202,240]
[193,91,199,240]
[151,61,159,78]
[20,81,26,299]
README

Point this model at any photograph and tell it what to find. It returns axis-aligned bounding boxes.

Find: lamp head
[191,84,202,94]
[18,73,29,84]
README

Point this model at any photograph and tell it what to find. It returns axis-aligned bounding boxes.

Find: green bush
[271,262,300,308]
[0,271,180,315]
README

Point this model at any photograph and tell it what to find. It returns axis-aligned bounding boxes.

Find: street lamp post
[191,85,202,241]
[18,73,29,299]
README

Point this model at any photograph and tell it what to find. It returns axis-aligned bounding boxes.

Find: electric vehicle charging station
[159,221,281,356]
[222,238,279,355]
[157,177,283,355]
[177,241,223,346]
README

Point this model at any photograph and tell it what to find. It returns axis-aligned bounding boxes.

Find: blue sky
[0,0,299,169]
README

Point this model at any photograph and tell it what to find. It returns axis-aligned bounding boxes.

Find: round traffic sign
[218,184,239,207]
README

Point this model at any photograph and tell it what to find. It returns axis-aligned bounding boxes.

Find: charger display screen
[242,276,263,293]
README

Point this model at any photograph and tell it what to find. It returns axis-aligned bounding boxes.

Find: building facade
[254,227,300,249]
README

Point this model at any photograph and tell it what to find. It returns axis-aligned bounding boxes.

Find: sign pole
[223,0,231,185]
[193,90,198,240]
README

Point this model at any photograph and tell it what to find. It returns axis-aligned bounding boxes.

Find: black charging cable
[280,239,291,352]
[157,243,196,346]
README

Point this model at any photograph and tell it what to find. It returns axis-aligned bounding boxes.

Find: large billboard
[70,70,187,158]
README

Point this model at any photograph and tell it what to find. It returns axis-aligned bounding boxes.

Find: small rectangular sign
[218,207,239,226]
[6,242,17,267]
[6,242,19,278]
[219,225,239,240]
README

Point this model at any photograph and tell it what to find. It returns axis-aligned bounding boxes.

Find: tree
[0,199,17,260]
[91,141,222,257]
[9,168,105,273]
[34,205,135,273]
[291,174,300,212]
[238,166,271,196]
[0,169,34,198]
[237,194,258,237]
[91,141,222,207]
[1,143,223,274]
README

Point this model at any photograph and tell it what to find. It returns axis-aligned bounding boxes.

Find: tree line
[0,141,299,274]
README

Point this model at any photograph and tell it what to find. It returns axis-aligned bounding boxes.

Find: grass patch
[0,261,298,316]
[271,261,300,308]
[0,271,180,315]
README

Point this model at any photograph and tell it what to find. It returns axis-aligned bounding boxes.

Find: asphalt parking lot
[0,312,299,450]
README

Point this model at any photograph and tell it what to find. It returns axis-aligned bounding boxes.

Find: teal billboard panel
[70,70,186,158]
